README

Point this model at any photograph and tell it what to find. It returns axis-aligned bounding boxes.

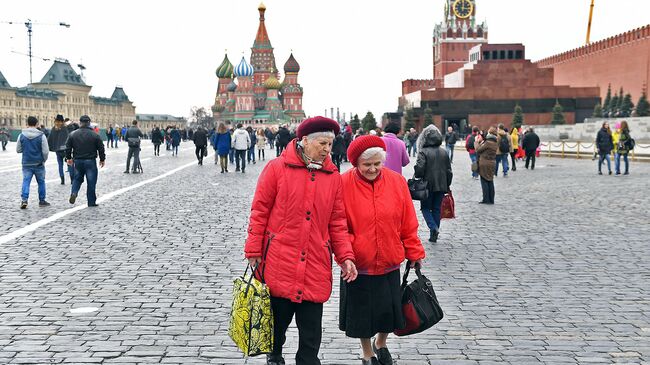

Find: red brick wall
[536,25,650,101]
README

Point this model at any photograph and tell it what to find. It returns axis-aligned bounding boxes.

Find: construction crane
[586,0,595,44]
[1,19,70,83]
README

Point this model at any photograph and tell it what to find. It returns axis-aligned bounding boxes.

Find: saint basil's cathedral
[212,3,305,126]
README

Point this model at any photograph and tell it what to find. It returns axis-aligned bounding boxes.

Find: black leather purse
[407,177,428,201]
[394,263,444,336]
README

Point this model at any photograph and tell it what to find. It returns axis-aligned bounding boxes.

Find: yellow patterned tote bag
[228,265,274,357]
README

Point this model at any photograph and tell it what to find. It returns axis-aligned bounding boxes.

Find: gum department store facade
[0,60,135,129]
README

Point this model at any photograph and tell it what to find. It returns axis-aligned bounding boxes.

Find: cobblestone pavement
[0,142,649,364]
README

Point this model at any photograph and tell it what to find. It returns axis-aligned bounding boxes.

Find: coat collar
[282,139,337,173]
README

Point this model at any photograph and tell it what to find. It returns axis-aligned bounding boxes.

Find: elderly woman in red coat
[245,116,358,365]
[339,135,426,365]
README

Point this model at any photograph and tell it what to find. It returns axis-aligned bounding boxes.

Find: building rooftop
[36,59,87,86]
[0,71,11,89]
[15,87,63,100]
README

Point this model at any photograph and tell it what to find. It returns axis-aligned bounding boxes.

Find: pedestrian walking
[120,126,127,142]
[124,120,144,173]
[615,121,632,175]
[340,135,425,365]
[510,126,519,171]
[16,116,50,209]
[228,128,236,164]
[494,124,511,177]
[521,127,540,170]
[276,124,291,157]
[381,122,410,175]
[106,124,114,148]
[111,125,119,148]
[66,115,106,207]
[170,126,181,156]
[331,132,345,171]
[0,125,10,151]
[465,126,479,179]
[47,114,72,184]
[265,127,275,149]
[232,123,250,173]
[256,128,267,161]
[192,126,208,165]
[246,126,257,164]
[212,123,231,173]
[414,125,453,242]
[444,126,458,163]
[244,116,357,365]
[407,128,418,157]
[151,126,163,156]
[475,128,498,204]
[596,122,614,175]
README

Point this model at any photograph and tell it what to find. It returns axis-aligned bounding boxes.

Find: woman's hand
[248,257,262,267]
[340,259,358,283]
[409,259,423,268]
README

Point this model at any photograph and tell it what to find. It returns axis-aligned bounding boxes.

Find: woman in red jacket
[339,135,426,365]
[245,116,358,365]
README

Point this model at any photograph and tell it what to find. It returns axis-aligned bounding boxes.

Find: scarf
[296,141,323,170]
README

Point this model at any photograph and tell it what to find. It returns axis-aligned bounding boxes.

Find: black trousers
[126,147,141,172]
[480,176,495,204]
[331,154,342,171]
[153,143,160,155]
[271,296,323,365]
[510,150,517,170]
[195,146,206,163]
[235,149,246,171]
[525,150,536,169]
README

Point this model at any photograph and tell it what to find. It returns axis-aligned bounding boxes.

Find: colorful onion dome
[216,54,234,78]
[264,74,281,90]
[234,56,254,77]
[227,80,237,92]
[283,53,300,73]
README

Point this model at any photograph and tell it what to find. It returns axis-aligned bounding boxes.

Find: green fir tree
[616,87,624,115]
[609,93,619,117]
[620,93,634,117]
[592,103,603,118]
[350,114,361,133]
[512,103,524,128]
[361,112,377,132]
[423,107,434,128]
[551,100,566,125]
[404,109,416,131]
[602,84,612,117]
[636,91,650,117]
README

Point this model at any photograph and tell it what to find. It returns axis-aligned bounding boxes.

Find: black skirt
[339,269,404,338]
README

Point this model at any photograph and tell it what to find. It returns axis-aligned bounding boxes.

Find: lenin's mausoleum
[396,0,650,131]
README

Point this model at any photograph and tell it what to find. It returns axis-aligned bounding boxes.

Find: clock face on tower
[452,0,473,19]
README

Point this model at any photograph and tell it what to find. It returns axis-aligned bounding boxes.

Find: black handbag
[393,263,443,337]
[407,177,428,201]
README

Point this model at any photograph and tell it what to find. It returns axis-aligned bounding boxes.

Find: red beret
[347,135,386,167]
[297,116,340,139]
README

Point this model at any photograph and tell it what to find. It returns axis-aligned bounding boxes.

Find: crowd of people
[595,121,634,175]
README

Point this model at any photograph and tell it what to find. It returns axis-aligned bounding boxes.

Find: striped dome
[264,74,281,90]
[234,56,254,77]
[283,53,300,73]
[216,54,234,78]
[227,80,238,92]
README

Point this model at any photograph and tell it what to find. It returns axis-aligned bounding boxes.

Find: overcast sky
[1,0,648,121]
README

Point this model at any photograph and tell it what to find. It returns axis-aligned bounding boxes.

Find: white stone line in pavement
[0,154,208,245]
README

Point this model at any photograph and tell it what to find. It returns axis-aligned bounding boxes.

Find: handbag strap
[243,263,259,297]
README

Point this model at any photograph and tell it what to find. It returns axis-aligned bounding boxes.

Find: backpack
[499,135,510,153]
[466,135,475,150]
[627,137,635,150]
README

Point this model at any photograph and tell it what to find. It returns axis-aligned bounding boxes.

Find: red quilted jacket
[245,140,355,303]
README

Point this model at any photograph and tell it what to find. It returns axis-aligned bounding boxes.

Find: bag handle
[242,263,261,297]
[400,261,423,291]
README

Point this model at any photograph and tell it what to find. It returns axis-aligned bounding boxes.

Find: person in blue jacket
[212,122,232,173]
[170,126,182,156]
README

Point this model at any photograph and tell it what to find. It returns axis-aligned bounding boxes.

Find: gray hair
[359,147,386,162]
[306,131,335,141]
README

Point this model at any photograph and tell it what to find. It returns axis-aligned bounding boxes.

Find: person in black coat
[276,125,291,156]
[595,122,614,175]
[414,125,452,243]
[151,127,163,156]
[192,126,208,165]
[521,127,541,170]
[331,133,346,171]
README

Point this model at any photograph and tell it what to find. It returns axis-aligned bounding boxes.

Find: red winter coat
[245,140,355,304]
[341,168,425,276]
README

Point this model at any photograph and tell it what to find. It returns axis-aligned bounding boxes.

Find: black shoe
[242,169,245,173]
[123,170,130,174]
[361,357,381,365]
[88,203,99,207]
[512,167,516,171]
[38,200,50,207]
[60,176,65,185]
[598,171,603,175]
[624,172,629,175]
[266,354,285,365]
[428,230,438,243]
[616,172,621,175]
[69,193,77,204]
[372,340,393,365]
[20,201,27,209]
[608,171,612,175]
[235,168,240,172]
